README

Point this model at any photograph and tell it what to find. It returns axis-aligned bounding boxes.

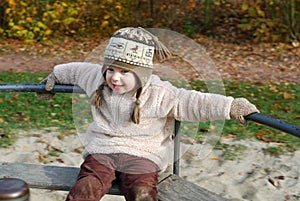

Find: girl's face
[105,66,138,94]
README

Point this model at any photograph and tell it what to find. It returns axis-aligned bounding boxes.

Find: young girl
[37,27,259,201]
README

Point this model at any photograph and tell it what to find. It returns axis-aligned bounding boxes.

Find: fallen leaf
[275,175,285,180]
[189,0,196,9]
[269,85,278,92]
[283,92,293,99]
[274,103,281,109]
[261,137,282,143]
[22,146,29,151]
[56,158,64,163]
[268,177,279,187]
[223,134,235,138]
[255,131,266,139]
[292,41,299,47]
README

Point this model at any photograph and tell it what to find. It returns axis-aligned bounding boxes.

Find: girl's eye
[107,67,129,74]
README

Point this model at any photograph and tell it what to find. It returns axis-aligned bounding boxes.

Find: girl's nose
[111,72,121,81]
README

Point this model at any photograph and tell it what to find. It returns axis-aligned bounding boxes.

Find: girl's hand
[36,72,59,100]
[230,98,259,125]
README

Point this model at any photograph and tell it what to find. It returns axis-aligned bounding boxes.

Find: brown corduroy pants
[66,153,159,201]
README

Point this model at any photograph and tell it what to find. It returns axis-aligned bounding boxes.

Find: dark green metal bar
[245,113,300,138]
[173,120,181,176]
[0,84,85,94]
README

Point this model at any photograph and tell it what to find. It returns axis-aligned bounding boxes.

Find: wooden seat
[0,162,229,200]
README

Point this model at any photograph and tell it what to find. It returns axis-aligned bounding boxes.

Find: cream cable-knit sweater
[53,62,234,171]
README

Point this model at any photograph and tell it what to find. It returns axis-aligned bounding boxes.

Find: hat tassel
[138,27,175,62]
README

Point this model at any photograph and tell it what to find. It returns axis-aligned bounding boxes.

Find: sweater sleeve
[52,62,104,96]
[173,88,234,122]
[149,76,234,122]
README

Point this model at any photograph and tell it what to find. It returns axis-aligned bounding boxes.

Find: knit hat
[102,27,173,87]
[91,27,173,124]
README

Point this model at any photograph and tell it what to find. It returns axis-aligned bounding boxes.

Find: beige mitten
[36,72,59,100]
[230,98,259,125]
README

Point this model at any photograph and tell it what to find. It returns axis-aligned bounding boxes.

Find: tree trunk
[204,0,212,34]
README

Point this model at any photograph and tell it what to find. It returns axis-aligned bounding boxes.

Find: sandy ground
[1,128,300,201]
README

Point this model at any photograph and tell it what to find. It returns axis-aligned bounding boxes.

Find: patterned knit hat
[102,27,173,87]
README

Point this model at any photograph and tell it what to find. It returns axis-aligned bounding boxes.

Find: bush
[0,0,299,43]
[1,0,85,42]
[0,0,133,42]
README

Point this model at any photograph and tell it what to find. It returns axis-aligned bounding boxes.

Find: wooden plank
[0,162,228,200]
[158,174,229,201]
[0,162,121,195]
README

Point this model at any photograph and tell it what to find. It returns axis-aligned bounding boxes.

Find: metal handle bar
[1,84,299,138]
[0,84,85,93]
[245,113,300,138]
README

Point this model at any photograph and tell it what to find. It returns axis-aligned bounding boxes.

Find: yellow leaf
[26,17,33,23]
[45,29,52,36]
[214,2,220,6]
[224,134,235,139]
[115,4,122,10]
[283,92,293,99]
[23,146,29,151]
[269,85,278,92]
[63,17,76,25]
[20,1,27,6]
[101,21,109,29]
[37,22,47,29]
[104,15,110,20]
[8,0,17,7]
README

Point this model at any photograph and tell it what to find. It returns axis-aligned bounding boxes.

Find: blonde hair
[90,82,106,109]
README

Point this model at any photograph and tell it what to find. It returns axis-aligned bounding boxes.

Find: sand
[0,128,299,201]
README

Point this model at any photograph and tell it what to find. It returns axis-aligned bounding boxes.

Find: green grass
[0,72,299,155]
[0,71,74,147]
[214,141,248,160]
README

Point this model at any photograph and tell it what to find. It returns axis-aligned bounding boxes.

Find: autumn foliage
[0,0,299,43]
[0,0,131,42]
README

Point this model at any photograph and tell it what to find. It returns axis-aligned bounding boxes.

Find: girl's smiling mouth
[112,83,123,90]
